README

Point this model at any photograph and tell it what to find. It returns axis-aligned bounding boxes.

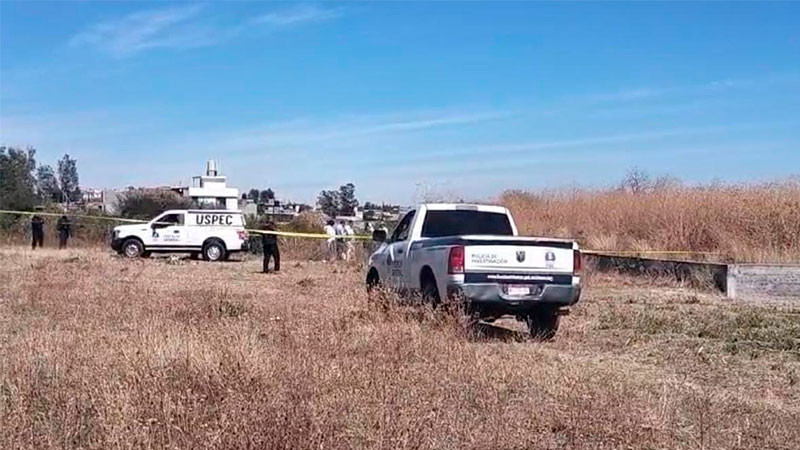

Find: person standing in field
[343,220,355,261]
[57,215,72,249]
[323,220,336,261]
[334,220,346,260]
[262,221,280,273]
[30,215,44,249]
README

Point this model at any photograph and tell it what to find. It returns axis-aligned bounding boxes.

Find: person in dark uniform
[262,221,280,273]
[57,215,71,249]
[30,215,45,249]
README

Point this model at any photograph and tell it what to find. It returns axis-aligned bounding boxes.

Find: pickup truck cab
[111,209,248,261]
[366,204,582,339]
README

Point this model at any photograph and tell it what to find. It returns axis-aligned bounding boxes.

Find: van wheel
[203,240,227,262]
[526,308,560,340]
[122,239,144,258]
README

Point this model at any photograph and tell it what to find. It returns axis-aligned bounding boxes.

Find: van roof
[186,210,243,214]
[161,209,243,214]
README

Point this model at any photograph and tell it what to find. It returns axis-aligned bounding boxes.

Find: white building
[185,160,239,210]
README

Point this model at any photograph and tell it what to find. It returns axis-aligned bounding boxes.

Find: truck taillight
[237,230,248,240]
[448,246,465,274]
[573,250,583,275]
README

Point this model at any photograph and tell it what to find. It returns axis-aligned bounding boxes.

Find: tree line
[0,146,81,211]
[244,188,275,203]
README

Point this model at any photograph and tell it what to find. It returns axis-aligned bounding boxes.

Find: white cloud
[69,4,344,57]
[569,74,800,107]
[363,120,798,170]
[572,87,666,103]
[69,5,213,57]
[250,5,343,27]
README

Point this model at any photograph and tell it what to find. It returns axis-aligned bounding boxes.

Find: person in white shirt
[343,221,355,260]
[333,221,346,260]
[323,220,336,261]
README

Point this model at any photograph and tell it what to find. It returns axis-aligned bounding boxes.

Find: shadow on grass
[468,322,529,343]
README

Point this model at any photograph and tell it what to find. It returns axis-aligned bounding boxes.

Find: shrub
[116,190,192,220]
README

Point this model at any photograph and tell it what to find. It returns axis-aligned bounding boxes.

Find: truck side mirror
[372,229,387,243]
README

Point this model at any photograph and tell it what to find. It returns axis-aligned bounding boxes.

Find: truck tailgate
[465,244,574,274]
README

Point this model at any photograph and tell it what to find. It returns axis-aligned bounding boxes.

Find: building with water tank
[174,160,239,210]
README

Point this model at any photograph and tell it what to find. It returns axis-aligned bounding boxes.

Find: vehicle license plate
[507,285,530,296]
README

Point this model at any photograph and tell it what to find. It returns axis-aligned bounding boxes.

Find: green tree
[0,146,38,210]
[36,165,61,203]
[317,189,340,218]
[338,183,358,216]
[259,188,275,203]
[57,154,81,203]
[317,183,358,217]
[248,188,260,200]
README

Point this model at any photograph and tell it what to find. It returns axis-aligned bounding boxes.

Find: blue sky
[1,1,799,204]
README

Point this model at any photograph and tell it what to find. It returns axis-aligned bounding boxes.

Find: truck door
[386,210,416,288]
[147,213,186,248]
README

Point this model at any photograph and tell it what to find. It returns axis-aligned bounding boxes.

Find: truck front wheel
[526,308,560,340]
[121,239,144,258]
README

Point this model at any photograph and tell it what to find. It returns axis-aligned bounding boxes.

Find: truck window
[390,211,416,242]
[421,210,513,238]
[152,213,184,229]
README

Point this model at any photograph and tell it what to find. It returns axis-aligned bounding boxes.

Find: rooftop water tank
[206,159,218,176]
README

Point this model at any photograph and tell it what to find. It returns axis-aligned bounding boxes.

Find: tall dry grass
[1,247,798,449]
[500,180,800,262]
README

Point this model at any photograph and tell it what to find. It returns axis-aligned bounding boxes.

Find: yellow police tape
[582,249,722,256]
[0,208,145,223]
[0,208,720,250]
[247,229,372,240]
[0,209,371,240]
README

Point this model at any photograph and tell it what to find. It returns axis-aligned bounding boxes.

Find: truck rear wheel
[203,240,227,262]
[366,269,380,293]
[527,308,560,340]
[421,275,440,306]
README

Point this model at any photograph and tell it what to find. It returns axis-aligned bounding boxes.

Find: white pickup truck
[366,204,582,339]
[111,209,249,261]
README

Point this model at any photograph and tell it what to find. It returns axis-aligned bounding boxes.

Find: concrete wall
[586,253,800,300]
[727,264,800,300]
[584,253,728,292]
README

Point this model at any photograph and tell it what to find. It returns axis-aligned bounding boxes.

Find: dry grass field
[500,180,800,263]
[1,246,799,449]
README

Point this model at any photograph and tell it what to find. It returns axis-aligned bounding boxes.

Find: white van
[111,210,248,261]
